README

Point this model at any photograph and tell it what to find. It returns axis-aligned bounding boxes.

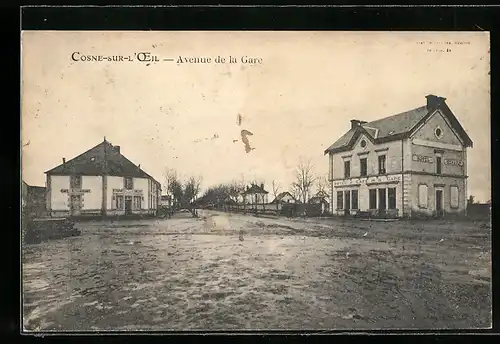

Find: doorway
[378,188,387,213]
[435,189,443,217]
[125,196,133,215]
[344,190,351,215]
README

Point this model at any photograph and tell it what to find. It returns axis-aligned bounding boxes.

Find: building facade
[324,95,473,218]
[45,139,161,218]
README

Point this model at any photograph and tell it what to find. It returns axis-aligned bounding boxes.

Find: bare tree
[292,158,316,204]
[163,168,178,207]
[271,180,281,211]
[289,183,301,203]
[271,180,281,200]
[183,176,202,206]
[316,175,329,197]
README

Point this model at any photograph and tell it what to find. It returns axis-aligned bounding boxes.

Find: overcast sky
[21,31,490,202]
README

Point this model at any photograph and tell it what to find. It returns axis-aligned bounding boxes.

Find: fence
[207,202,331,218]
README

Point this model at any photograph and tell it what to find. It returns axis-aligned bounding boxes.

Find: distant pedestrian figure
[239,230,244,241]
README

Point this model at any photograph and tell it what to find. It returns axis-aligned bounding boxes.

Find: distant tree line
[163,168,202,209]
[194,157,331,208]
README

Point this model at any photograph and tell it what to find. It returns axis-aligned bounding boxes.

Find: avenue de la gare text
[70,52,263,64]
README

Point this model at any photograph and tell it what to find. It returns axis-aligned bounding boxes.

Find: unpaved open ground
[22,210,491,331]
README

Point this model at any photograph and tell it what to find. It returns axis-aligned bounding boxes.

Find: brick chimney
[62,157,66,164]
[260,183,264,190]
[350,119,367,129]
[114,145,120,154]
[426,94,447,108]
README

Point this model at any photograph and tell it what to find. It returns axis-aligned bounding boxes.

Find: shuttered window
[418,184,428,208]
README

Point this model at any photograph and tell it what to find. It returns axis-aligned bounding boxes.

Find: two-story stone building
[324,95,473,218]
[44,138,161,218]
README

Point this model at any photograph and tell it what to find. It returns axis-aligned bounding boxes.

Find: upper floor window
[360,158,367,177]
[378,155,386,175]
[434,126,443,139]
[124,177,133,190]
[436,156,442,174]
[70,175,82,189]
[344,160,351,178]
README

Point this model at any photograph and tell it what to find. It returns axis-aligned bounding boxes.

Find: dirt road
[22,210,491,331]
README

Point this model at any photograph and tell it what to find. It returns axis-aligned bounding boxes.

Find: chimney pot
[351,119,361,129]
[425,94,447,108]
[62,158,66,164]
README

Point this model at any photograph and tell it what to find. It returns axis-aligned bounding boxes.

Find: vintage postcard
[21,31,491,332]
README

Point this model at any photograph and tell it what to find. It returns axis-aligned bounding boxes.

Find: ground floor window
[134,196,142,210]
[336,191,343,209]
[388,187,396,209]
[351,190,359,209]
[369,189,377,209]
[116,195,124,209]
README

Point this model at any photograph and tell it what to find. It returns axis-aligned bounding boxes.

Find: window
[116,195,124,209]
[360,140,367,148]
[436,156,442,174]
[378,155,386,175]
[435,127,443,139]
[134,196,142,210]
[388,188,396,209]
[344,160,351,178]
[378,188,387,210]
[360,158,367,177]
[351,190,359,209]
[418,184,428,208]
[336,191,344,210]
[124,177,133,190]
[369,189,377,209]
[450,186,459,208]
[70,175,82,189]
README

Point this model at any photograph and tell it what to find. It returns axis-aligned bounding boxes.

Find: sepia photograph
[21,31,491,332]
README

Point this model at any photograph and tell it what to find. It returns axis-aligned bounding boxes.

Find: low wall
[467,203,491,220]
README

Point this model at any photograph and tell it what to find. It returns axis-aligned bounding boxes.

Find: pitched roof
[271,191,295,203]
[242,184,269,195]
[45,139,160,185]
[324,96,473,154]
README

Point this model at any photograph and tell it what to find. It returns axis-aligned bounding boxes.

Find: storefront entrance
[125,196,133,215]
[344,190,351,214]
